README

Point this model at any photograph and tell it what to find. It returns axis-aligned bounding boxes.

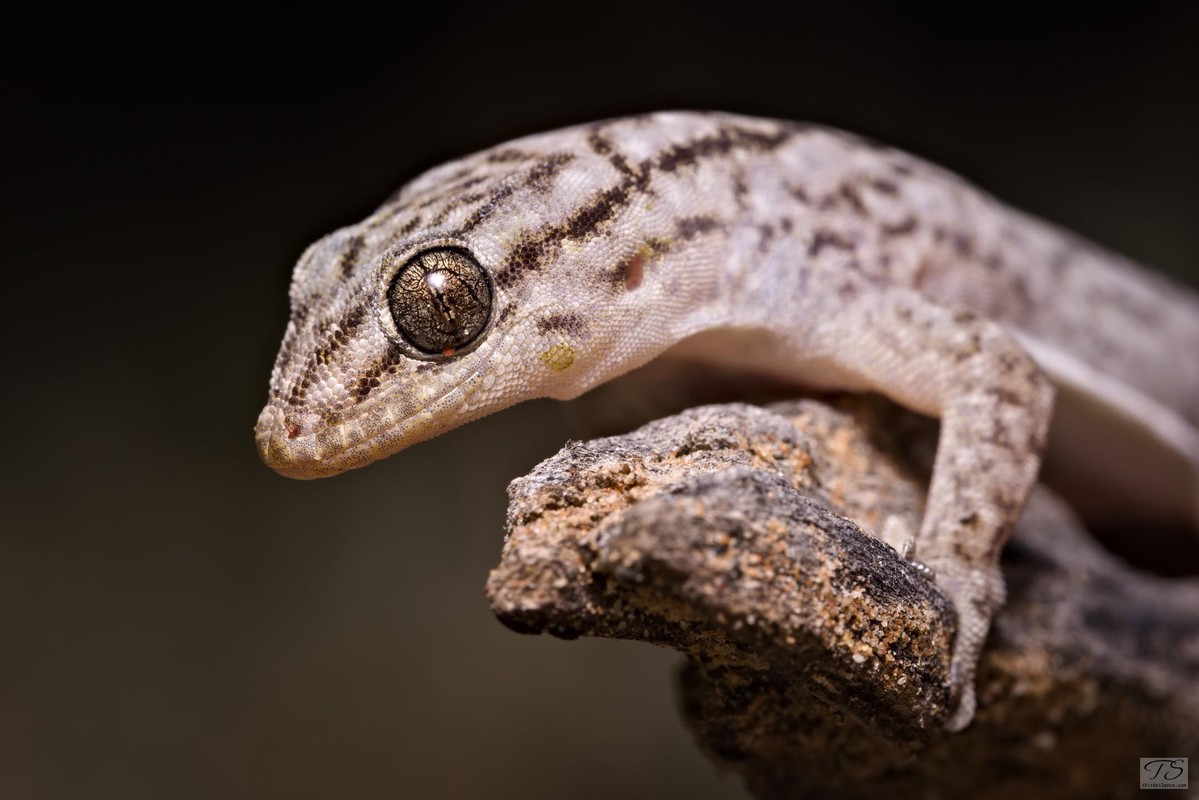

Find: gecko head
[255,228,621,479]
[256,229,513,479]
[256,233,620,481]
[257,129,674,478]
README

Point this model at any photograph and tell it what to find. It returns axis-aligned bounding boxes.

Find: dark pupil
[387,248,492,355]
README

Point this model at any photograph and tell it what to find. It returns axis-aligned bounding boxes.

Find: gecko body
[256,112,1199,730]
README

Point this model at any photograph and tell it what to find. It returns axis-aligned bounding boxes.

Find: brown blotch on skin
[984,386,1024,406]
[522,153,576,193]
[497,303,518,325]
[429,191,487,227]
[629,159,652,191]
[380,341,406,372]
[808,229,855,256]
[677,215,721,241]
[536,313,587,335]
[839,184,867,215]
[494,181,635,289]
[432,162,484,188]
[587,130,631,177]
[285,420,301,439]
[587,130,613,156]
[657,124,794,173]
[486,148,537,164]
[788,184,811,204]
[450,174,488,192]
[881,217,918,238]
[347,339,405,404]
[756,223,776,252]
[732,171,749,209]
[456,184,518,235]
[911,257,932,289]
[952,332,984,362]
[589,127,652,187]
[353,368,384,402]
[412,175,490,211]
[1009,275,1034,310]
[340,305,368,336]
[307,307,358,378]
[561,184,629,240]
[289,302,311,325]
[870,178,899,195]
[338,235,365,279]
[497,240,539,289]
[950,233,975,258]
[301,304,366,388]
[396,215,423,238]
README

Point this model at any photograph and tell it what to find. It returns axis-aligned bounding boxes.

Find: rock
[486,399,1199,799]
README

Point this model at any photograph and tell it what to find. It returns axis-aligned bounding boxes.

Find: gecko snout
[254,404,364,479]
[254,405,325,479]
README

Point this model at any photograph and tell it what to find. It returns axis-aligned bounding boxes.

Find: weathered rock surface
[486,399,1199,799]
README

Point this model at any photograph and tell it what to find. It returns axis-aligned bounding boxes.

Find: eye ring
[386,247,493,357]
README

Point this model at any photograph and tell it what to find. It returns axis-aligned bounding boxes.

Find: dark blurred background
[4,3,1196,799]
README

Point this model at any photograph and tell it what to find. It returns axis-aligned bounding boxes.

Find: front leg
[802,287,1055,730]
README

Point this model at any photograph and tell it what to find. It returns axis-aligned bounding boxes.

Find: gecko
[255,112,1199,731]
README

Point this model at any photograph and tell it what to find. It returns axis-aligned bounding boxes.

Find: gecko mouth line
[256,373,479,479]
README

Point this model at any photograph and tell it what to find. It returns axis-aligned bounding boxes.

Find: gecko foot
[945,659,979,732]
[933,563,1006,732]
[882,516,993,728]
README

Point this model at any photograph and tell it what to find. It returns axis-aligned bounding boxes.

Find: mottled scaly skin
[256,112,1199,730]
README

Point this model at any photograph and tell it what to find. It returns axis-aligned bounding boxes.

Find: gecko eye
[387,247,492,356]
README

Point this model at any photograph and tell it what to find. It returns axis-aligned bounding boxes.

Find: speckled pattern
[257,112,1199,729]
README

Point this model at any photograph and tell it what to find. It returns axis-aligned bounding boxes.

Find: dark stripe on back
[338,235,365,279]
[492,180,635,288]
[457,154,575,235]
[487,122,802,289]
[808,229,855,256]
[587,128,651,189]
[657,122,798,173]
